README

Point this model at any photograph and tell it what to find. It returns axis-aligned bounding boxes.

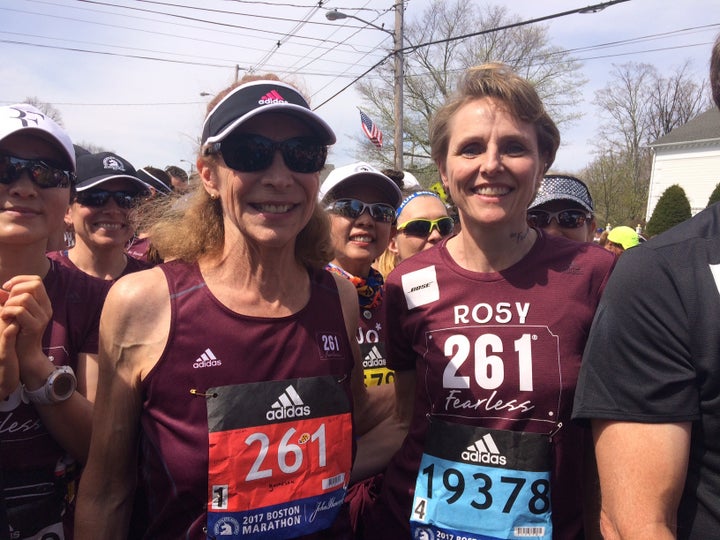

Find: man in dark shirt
[573,34,720,539]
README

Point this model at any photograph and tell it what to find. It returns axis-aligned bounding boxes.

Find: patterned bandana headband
[325,263,385,310]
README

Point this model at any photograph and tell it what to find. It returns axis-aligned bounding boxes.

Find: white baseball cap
[0,104,75,171]
[319,162,402,208]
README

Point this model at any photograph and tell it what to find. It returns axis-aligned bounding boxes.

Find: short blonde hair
[429,63,560,172]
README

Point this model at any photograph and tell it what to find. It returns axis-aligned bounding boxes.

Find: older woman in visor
[76,76,396,540]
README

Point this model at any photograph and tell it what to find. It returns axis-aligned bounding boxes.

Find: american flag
[359,110,383,149]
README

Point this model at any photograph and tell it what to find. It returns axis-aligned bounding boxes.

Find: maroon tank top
[137,260,356,539]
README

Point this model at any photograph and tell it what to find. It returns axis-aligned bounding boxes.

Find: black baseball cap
[75,152,150,193]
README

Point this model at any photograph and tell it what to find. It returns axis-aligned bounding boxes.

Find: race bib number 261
[206,377,352,539]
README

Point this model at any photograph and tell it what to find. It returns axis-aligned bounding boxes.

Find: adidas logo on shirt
[266,385,311,421]
[461,433,507,466]
[362,345,386,369]
[258,90,286,105]
[193,348,222,369]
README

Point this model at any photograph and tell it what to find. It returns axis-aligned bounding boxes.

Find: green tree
[707,183,720,207]
[585,62,707,225]
[645,184,691,237]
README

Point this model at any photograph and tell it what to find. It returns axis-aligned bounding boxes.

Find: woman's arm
[351,369,415,482]
[331,275,412,480]
[0,317,19,400]
[75,268,170,539]
[1,275,95,462]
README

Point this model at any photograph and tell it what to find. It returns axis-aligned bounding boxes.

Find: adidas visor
[201,80,336,146]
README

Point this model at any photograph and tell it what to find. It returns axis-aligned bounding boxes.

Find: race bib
[359,341,394,387]
[205,376,352,539]
[411,420,553,540]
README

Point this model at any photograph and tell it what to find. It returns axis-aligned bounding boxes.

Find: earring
[210,193,219,200]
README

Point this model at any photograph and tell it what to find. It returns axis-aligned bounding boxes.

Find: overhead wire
[312,1,720,110]
[248,3,324,72]
[9,0,382,68]
[3,0,717,107]
[17,0,359,50]
[284,2,394,85]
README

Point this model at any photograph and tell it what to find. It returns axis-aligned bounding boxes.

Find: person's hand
[0,287,20,399]
[0,276,54,389]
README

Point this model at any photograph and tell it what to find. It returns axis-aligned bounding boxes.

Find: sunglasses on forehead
[0,154,74,189]
[204,134,327,174]
[397,216,455,238]
[527,209,592,229]
[74,189,147,209]
[326,198,396,223]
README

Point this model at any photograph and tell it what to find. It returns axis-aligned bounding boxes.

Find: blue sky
[2,0,719,176]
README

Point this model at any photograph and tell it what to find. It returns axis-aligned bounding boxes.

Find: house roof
[650,107,720,147]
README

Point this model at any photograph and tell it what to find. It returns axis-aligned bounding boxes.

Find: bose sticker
[402,265,439,309]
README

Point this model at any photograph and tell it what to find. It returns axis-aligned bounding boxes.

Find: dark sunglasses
[204,134,327,173]
[326,198,396,223]
[397,216,455,238]
[0,154,75,189]
[527,209,592,229]
[74,189,146,209]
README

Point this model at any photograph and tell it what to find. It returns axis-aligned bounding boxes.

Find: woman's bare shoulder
[102,267,170,345]
[106,267,168,315]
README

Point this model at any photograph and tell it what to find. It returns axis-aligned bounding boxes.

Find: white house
[646,107,720,221]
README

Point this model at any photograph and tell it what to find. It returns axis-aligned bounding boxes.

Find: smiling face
[199,112,322,254]
[66,178,141,252]
[0,138,70,249]
[528,199,596,243]
[328,183,394,278]
[389,194,450,263]
[438,97,545,234]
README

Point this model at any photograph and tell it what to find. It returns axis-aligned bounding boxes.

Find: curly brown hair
[138,75,334,269]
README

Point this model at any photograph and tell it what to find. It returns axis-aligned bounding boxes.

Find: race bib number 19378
[411,420,553,540]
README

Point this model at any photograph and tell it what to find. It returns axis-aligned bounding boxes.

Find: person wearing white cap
[0,104,111,539]
[49,151,152,280]
[320,162,401,391]
[76,76,397,539]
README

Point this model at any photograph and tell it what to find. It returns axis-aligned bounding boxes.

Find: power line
[4,0,716,111]
[0,38,233,68]
[16,1,360,50]
[313,0,632,110]
[249,3,324,72]
[76,0,350,42]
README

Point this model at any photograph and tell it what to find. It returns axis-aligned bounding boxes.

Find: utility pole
[326,5,405,171]
[393,0,404,171]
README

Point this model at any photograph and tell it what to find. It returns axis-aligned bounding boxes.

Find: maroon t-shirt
[125,236,152,262]
[0,259,111,536]
[48,250,153,279]
[363,232,615,539]
[137,260,356,539]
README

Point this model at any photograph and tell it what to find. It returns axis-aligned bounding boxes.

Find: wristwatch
[24,366,77,405]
